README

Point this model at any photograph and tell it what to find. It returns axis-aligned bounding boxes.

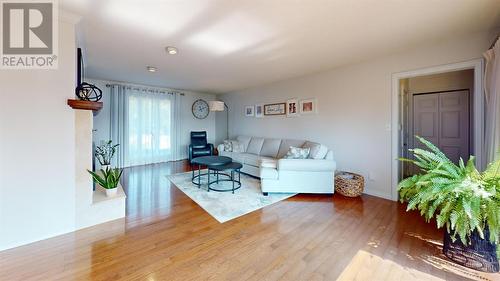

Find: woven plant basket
[443,227,499,273]
[335,172,364,197]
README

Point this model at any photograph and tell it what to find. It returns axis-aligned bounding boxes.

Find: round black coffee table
[208,162,243,193]
[191,156,232,187]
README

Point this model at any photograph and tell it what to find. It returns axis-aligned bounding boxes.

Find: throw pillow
[302,141,328,159]
[223,140,233,152]
[283,146,310,159]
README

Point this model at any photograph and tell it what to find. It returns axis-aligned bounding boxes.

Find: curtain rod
[105,83,185,95]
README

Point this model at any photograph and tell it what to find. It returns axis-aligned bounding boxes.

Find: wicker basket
[335,172,364,197]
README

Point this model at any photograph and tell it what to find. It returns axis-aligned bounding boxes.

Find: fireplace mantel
[67,99,103,112]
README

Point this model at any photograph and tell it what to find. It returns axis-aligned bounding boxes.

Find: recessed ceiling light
[166,46,178,55]
[146,66,157,72]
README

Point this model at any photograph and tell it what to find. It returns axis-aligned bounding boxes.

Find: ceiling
[62,0,500,94]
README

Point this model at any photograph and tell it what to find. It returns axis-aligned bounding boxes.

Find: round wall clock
[192,99,210,119]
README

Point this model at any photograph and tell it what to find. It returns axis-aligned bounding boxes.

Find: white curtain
[484,39,500,163]
[110,85,127,168]
[110,85,180,167]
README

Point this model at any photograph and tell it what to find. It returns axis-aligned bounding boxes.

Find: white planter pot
[105,187,118,197]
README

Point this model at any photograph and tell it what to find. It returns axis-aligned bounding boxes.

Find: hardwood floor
[0,161,497,280]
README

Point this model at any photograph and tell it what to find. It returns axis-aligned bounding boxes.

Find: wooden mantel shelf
[67,99,103,112]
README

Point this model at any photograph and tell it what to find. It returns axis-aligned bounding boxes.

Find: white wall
[74,110,126,229]
[0,20,77,250]
[217,30,496,200]
[88,79,216,167]
[178,90,217,159]
[88,79,111,152]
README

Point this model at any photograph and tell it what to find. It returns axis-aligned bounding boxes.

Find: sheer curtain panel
[110,85,128,168]
[110,85,177,167]
[484,39,500,163]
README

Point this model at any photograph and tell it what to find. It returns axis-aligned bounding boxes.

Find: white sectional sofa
[217,136,336,194]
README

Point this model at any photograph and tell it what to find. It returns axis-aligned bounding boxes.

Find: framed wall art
[286,99,299,117]
[245,105,255,117]
[264,103,286,116]
[300,98,317,115]
[255,104,264,118]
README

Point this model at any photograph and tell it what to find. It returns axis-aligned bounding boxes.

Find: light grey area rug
[167,170,296,223]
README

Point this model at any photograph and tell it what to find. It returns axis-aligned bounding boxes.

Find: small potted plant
[95,140,119,170]
[87,167,123,197]
[399,136,500,272]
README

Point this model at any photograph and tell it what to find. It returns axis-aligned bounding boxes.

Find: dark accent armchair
[188,131,214,163]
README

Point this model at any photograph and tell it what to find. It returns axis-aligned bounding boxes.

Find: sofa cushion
[247,137,265,155]
[236,136,252,151]
[242,153,259,166]
[232,142,245,153]
[277,139,306,159]
[242,153,274,167]
[231,152,245,164]
[302,141,328,159]
[260,139,282,157]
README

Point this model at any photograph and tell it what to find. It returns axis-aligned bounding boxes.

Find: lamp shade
[209,101,225,112]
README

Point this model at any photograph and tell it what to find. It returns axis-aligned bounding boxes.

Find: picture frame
[255,104,264,118]
[286,99,299,117]
[299,98,317,115]
[264,103,286,116]
[245,105,254,117]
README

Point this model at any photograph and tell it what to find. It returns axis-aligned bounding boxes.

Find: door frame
[391,59,484,201]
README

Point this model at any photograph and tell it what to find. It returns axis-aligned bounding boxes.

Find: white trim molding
[391,59,485,201]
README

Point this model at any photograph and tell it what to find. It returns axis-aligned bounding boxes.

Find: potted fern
[88,167,123,197]
[399,136,500,273]
[95,140,119,170]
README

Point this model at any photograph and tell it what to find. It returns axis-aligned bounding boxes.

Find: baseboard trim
[363,189,395,201]
[0,227,75,252]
